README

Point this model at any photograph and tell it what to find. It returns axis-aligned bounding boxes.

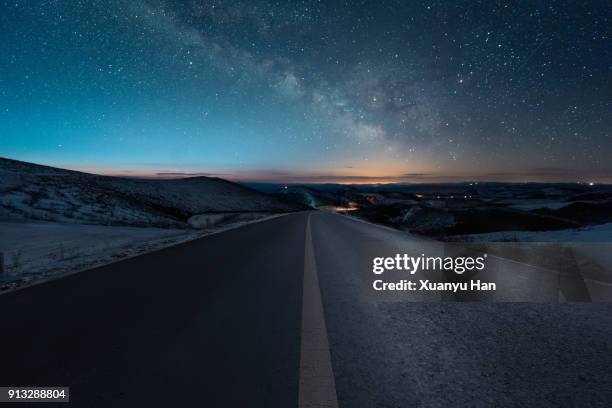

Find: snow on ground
[0,220,198,292]
[453,223,612,301]
[0,157,300,227]
[456,222,612,242]
[0,158,298,292]
[187,212,278,228]
[0,213,285,293]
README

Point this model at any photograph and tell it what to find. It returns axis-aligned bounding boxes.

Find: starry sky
[1,0,610,183]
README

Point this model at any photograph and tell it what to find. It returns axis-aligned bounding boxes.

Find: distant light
[333,204,358,212]
[588,182,595,186]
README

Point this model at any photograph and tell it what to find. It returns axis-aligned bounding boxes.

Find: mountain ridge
[0,157,302,228]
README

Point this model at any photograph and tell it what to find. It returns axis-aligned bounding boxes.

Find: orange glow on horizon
[50,163,612,185]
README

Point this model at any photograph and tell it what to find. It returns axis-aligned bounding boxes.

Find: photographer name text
[371,253,495,292]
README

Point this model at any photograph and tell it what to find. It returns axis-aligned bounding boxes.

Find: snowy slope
[0,220,197,290]
[0,157,300,227]
[455,223,612,242]
[0,214,287,292]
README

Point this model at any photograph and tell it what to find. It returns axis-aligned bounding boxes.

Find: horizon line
[2,156,610,185]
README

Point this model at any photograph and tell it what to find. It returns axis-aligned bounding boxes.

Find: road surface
[1,211,612,407]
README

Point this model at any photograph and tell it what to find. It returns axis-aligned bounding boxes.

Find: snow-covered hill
[0,158,301,228]
[454,223,612,243]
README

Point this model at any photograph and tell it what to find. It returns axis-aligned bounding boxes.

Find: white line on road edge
[299,215,339,408]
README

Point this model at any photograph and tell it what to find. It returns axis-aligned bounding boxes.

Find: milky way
[1,1,610,182]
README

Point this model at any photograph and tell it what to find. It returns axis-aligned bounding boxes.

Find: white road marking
[299,215,339,408]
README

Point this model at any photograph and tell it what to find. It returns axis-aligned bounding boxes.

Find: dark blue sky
[1,0,610,182]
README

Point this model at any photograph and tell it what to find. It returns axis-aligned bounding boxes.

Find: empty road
[1,211,612,407]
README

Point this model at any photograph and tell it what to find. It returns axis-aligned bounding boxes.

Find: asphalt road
[1,211,612,407]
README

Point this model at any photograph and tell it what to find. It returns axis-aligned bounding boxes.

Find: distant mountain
[247,180,612,238]
[0,158,302,228]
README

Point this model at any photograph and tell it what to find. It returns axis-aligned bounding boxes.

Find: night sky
[1,1,610,183]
